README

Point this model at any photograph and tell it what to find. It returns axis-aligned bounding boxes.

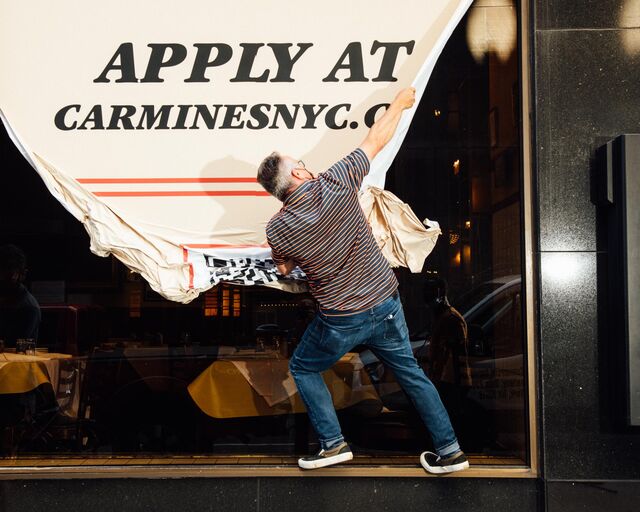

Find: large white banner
[0,0,472,302]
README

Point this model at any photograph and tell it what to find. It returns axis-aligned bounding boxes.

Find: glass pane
[0,0,526,465]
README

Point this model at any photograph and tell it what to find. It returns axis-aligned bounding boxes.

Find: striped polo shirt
[266,148,398,311]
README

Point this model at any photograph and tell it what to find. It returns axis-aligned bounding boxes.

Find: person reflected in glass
[423,276,472,430]
[256,87,468,474]
[0,244,41,348]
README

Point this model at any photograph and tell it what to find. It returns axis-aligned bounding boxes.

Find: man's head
[0,244,28,287]
[257,152,314,201]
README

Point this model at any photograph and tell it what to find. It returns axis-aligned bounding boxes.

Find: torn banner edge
[1,109,200,303]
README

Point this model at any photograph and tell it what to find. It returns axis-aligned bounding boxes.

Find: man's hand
[394,87,416,110]
[360,86,417,161]
[276,259,296,276]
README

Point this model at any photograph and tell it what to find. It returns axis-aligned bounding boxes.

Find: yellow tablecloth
[188,353,380,419]
[0,352,72,394]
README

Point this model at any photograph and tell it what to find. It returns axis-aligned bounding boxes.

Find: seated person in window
[424,277,472,413]
[0,244,41,347]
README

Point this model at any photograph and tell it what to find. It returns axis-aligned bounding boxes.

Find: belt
[318,290,399,317]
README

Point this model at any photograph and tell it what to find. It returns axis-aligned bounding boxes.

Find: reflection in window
[385,0,525,461]
[0,0,526,464]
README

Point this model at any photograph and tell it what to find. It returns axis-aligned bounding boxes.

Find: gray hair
[257,152,293,201]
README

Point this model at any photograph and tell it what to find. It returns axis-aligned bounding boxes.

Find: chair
[24,358,101,453]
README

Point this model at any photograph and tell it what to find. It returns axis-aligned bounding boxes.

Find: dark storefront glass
[0,0,526,465]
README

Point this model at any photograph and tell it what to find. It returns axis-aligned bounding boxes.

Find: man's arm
[277,259,296,276]
[359,87,416,162]
[267,228,295,276]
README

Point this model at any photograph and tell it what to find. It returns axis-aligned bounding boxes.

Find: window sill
[0,455,536,479]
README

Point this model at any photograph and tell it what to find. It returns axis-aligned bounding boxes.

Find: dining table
[0,351,73,395]
[187,350,382,419]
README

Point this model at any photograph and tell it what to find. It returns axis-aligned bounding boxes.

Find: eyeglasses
[292,159,313,180]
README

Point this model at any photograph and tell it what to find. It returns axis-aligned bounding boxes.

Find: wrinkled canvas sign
[0,0,472,302]
[359,187,442,273]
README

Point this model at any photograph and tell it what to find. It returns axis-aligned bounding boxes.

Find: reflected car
[352,275,525,454]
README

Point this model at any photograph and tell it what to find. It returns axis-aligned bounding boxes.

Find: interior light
[466,5,517,64]
[222,286,230,317]
[452,250,461,267]
[453,159,460,175]
[233,288,241,317]
[463,244,471,265]
[204,288,219,317]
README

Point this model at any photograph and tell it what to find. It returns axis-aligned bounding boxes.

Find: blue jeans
[289,293,461,456]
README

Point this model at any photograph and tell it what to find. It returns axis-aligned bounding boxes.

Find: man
[0,244,41,347]
[256,87,468,474]
[424,276,472,432]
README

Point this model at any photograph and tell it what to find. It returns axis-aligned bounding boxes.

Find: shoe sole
[419,453,470,474]
[298,451,354,470]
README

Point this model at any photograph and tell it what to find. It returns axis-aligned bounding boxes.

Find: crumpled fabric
[23,152,439,300]
[358,186,441,273]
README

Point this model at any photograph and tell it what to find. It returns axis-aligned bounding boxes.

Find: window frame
[0,0,538,480]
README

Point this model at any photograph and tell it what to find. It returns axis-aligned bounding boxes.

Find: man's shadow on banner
[198,156,279,247]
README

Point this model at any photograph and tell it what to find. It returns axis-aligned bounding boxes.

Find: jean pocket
[383,304,409,342]
[317,314,362,352]
[296,318,337,362]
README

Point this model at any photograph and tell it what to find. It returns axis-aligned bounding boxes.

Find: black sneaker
[420,450,469,474]
[298,442,353,469]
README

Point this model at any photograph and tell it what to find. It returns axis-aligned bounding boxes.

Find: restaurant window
[0,0,529,468]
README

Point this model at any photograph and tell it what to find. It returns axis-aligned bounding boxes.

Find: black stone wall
[0,477,542,512]
[534,0,640,510]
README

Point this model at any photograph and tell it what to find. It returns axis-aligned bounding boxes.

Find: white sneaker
[298,442,353,469]
[420,450,469,474]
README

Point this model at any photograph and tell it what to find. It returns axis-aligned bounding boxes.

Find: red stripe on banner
[181,247,194,289]
[93,191,270,197]
[77,177,257,184]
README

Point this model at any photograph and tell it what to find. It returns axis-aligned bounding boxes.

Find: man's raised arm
[359,87,416,162]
